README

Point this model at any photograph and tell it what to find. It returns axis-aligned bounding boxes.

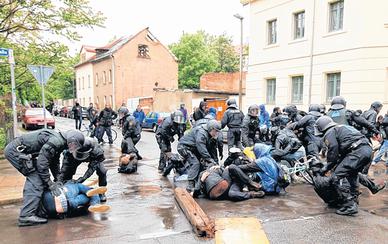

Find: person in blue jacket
[259,104,271,142]
[133,105,145,125]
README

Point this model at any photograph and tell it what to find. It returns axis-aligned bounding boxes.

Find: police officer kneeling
[315,116,373,216]
[4,129,84,226]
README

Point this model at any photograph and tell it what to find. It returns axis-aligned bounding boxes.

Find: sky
[67,0,250,54]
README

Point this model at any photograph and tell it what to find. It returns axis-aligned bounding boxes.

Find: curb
[0,197,23,206]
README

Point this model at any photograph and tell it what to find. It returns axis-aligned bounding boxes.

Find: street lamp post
[234,14,244,109]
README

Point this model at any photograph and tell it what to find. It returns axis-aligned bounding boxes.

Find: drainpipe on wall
[308,0,317,106]
[111,54,116,110]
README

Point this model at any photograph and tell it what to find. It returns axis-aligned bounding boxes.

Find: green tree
[169,31,217,89]
[210,33,239,73]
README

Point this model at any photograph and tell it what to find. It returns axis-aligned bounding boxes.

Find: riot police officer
[241,104,260,147]
[58,136,108,202]
[283,105,303,122]
[287,104,322,157]
[221,99,244,150]
[121,111,142,160]
[362,101,383,137]
[315,116,372,216]
[155,110,185,171]
[178,120,221,192]
[4,129,84,226]
[97,104,118,144]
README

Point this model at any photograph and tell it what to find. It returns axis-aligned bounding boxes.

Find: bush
[0,128,5,151]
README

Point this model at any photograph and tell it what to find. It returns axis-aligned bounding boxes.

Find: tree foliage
[170,31,239,89]
[0,0,104,104]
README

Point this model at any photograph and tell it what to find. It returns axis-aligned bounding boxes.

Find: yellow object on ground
[243,147,256,160]
[215,217,270,244]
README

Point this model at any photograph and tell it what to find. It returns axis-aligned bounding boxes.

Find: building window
[82,77,84,89]
[95,73,98,86]
[291,76,304,103]
[109,69,112,83]
[327,73,341,102]
[78,78,81,90]
[81,53,86,62]
[96,96,99,106]
[110,95,113,106]
[88,75,91,88]
[294,11,305,39]
[89,97,91,104]
[103,71,107,84]
[267,19,277,45]
[104,96,107,106]
[329,0,344,32]
[138,44,150,58]
[266,79,276,104]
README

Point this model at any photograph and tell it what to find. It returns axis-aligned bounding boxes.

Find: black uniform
[4,129,67,219]
[97,107,118,144]
[194,115,223,162]
[272,128,303,163]
[155,116,183,170]
[322,125,372,210]
[288,111,321,157]
[178,125,217,183]
[121,115,141,157]
[361,108,378,138]
[72,104,82,130]
[221,105,244,150]
[241,114,260,147]
[58,137,107,187]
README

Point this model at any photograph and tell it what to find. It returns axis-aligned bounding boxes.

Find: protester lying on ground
[118,153,138,174]
[41,182,110,219]
[191,165,265,201]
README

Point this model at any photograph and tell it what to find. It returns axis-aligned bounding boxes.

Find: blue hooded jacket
[253,143,281,193]
[259,104,271,128]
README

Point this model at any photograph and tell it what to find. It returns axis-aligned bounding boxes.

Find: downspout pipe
[308,0,317,106]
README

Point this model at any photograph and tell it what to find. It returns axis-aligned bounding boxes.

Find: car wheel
[153,124,158,133]
[51,125,55,129]
[22,124,25,129]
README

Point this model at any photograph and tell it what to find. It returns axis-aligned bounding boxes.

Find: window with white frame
[326,73,341,101]
[329,0,344,32]
[268,19,277,45]
[88,75,91,88]
[95,73,98,86]
[291,76,304,103]
[109,69,112,83]
[82,77,84,89]
[294,11,305,39]
[266,78,276,104]
[103,71,107,84]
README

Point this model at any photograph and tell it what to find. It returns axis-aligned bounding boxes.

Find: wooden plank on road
[215,217,270,244]
[174,187,215,238]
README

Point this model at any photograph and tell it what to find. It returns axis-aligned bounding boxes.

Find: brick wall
[199,72,246,93]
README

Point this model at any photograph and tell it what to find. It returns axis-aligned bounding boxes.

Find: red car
[22,108,56,130]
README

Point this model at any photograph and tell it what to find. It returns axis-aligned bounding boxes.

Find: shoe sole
[88,204,111,213]
[86,187,108,197]
[18,221,47,227]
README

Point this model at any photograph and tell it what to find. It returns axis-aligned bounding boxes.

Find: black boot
[249,191,265,198]
[336,202,358,216]
[186,180,195,193]
[99,193,107,202]
[371,181,386,194]
[18,215,48,227]
[162,163,174,177]
[136,153,143,160]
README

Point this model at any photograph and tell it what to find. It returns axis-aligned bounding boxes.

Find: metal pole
[111,55,116,110]
[238,17,243,109]
[308,0,317,106]
[40,65,47,129]
[10,62,18,137]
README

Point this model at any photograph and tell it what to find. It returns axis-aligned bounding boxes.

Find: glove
[319,165,329,176]
[48,181,63,197]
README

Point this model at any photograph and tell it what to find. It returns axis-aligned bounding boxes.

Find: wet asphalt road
[0,117,388,243]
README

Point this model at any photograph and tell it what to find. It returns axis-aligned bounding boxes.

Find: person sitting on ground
[40,182,110,219]
[192,164,265,201]
[118,153,138,174]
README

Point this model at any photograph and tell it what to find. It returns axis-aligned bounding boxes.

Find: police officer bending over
[121,110,142,160]
[4,129,83,226]
[315,116,372,216]
[58,136,108,202]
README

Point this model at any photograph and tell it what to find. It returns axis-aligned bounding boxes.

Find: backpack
[256,158,290,193]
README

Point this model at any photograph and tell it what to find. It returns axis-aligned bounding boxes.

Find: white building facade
[75,46,96,107]
[244,0,388,112]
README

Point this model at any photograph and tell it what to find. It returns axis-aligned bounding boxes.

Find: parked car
[142,112,170,132]
[22,108,55,130]
[68,106,89,119]
[59,106,69,117]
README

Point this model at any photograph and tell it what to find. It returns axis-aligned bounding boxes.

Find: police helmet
[171,110,185,124]
[330,96,346,110]
[206,120,221,132]
[371,101,383,111]
[227,98,238,108]
[248,104,259,117]
[309,104,322,117]
[284,105,298,116]
[314,116,337,136]
[72,137,94,161]
[65,130,85,154]
[121,107,129,115]
[319,104,326,114]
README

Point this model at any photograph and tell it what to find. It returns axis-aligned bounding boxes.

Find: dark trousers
[179,147,202,181]
[156,135,171,170]
[5,141,45,218]
[75,117,82,130]
[98,126,113,143]
[227,128,242,150]
[222,165,251,201]
[332,145,372,207]
[121,136,140,154]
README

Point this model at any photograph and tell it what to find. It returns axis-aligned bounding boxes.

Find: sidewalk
[0,158,24,205]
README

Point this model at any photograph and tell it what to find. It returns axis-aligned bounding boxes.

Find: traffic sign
[0,48,9,57]
[27,65,55,85]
